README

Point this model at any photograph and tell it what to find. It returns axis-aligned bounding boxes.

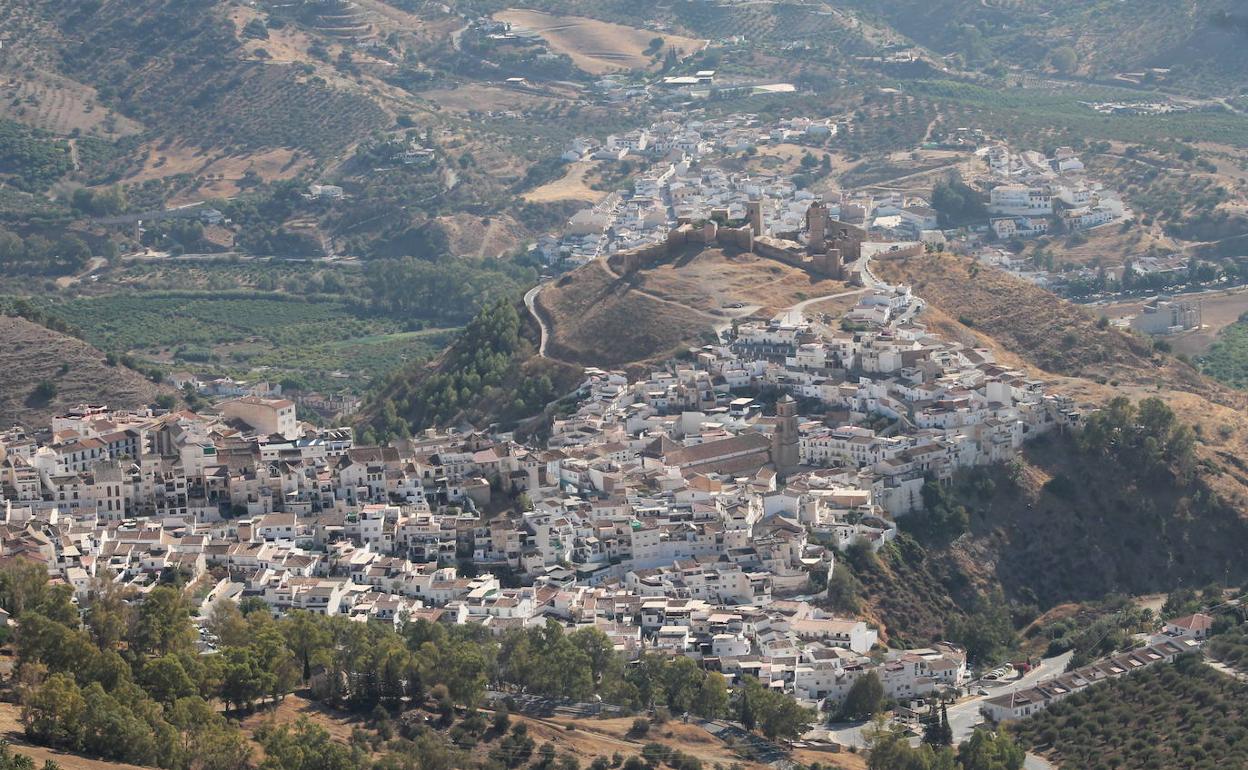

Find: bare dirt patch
[118,142,312,202]
[493,9,705,75]
[792,747,868,770]
[237,694,363,748]
[437,211,530,258]
[805,292,866,321]
[522,160,608,205]
[635,247,855,316]
[1098,286,1248,358]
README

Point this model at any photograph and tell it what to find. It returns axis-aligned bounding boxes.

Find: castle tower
[747,197,764,236]
[772,394,800,476]
[806,199,827,255]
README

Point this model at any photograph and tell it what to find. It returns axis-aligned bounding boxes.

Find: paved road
[946,652,1073,743]
[826,652,1072,751]
[787,286,870,322]
[522,282,551,357]
[856,255,885,290]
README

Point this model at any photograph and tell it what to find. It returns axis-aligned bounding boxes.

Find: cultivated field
[0,72,143,137]
[44,294,457,393]
[492,9,705,75]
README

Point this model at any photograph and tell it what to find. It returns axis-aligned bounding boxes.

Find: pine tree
[739,690,756,731]
[922,703,943,746]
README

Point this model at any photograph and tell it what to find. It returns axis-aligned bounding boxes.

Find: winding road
[787,286,870,321]
[523,282,552,358]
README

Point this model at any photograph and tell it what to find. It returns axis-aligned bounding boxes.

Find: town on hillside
[0,237,1217,750]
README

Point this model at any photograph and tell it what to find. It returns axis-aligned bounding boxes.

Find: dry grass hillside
[0,316,173,426]
[876,254,1248,490]
[634,247,855,317]
[536,246,858,369]
[876,252,1231,398]
[492,9,705,75]
[436,212,530,259]
[536,259,716,368]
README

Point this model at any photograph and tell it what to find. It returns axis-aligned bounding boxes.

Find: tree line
[866,720,1025,770]
[1075,396,1196,481]
[2,560,816,770]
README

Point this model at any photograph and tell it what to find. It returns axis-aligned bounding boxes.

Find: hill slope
[535,259,717,369]
[0,315,173,426]
[833,254,1248,645]
[840,0,1248,92]
[875,253,1242,409]
[30,0,388,155]
[535,246,857,369]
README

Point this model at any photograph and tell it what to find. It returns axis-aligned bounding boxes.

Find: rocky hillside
[0,315,174,426]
